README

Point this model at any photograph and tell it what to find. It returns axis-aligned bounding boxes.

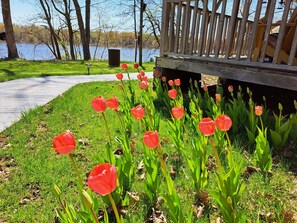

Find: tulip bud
[54,184,61,198]
[278,103,283,112]
[82,190,93,208]
[294,100,297,110]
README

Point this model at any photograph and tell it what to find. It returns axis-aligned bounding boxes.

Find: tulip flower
[88,163,121,223]
[131,104,145,120]
[53,130,76,154]
[215,114,232,131]
[139,70,145,76]
[141,76,148,82]
[199,118,216,136]
[168,89,177,99]
[137,74,142,80]
[106,96,119,110]
[122,63,128,70]
[174,79,181,86]
[116,73,123,80]
[140,80,149,90]
[168,80,174,87]
[172,106,184,119]
[134,63,139,69]
[53,131,83,189]
[153,70,159,77]
[203,86,208,92]
[255,105,263,116]
[228,85,233,93]
[92,96,107,113]
[215,94,221,103]
[144,131,159,149]
[161,76,166,82]
[88,163,117,196]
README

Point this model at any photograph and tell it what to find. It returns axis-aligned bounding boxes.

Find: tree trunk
[1,0,19,59]
[85,0,90,47]
[72,0,91,60]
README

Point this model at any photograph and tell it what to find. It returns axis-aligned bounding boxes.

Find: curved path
[0,72,153,132]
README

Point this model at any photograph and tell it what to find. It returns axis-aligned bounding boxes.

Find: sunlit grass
[0,60,155,82]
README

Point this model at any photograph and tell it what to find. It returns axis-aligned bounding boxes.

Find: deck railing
[160,0,297,66]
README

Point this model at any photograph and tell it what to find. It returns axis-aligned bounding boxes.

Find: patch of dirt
[19,183,40,205]
[0,156,16,180]
[0,135,8,149]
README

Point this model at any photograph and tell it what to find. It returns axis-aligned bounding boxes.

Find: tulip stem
[225,132,234,166]
[108,193,121,223]
[116,111,125,133]
[102,113,112,143]
[91,207,99,223]
[157,143,168,176]
[259,116,264,132]
[69,154,84,189]
[209,137,223,177]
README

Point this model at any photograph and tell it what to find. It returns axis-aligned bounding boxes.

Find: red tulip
[168,89,177,99]
[106,96,119,110]
[140,81,149,90]
[199,118,216,136]
[172,106,184,119]
[215,114,232,131]
[131,105,145,120]
[141,76,148,82]
[144,131,159,149]
[53,130,76,154]
[121,63,128,70]
[174,79,181,86]
[215,94,221,103]
[116,73,123,80]
[161,76,166,82]
[168,80,174,87]
[203,86,208,92]
[255,105,263,116]
[153,70,159,77]
[139,70,145,76]
[92,96,106,112]
[134,63,139,69]
[88,163,117,196]
[137,74,142,80]
[228,85,233,93]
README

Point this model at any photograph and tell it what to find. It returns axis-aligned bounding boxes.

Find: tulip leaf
[270,129,282,147]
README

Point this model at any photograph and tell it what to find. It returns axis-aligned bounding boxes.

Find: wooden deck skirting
[157,0,297,90]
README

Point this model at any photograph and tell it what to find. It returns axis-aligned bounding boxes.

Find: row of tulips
[51,63,297,223]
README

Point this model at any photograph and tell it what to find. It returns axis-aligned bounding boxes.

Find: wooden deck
[156,0,297,91]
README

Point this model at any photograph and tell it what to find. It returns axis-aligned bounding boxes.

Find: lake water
[0,43,159,62]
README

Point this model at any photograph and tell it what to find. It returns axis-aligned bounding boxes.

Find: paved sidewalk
[0,72,153,132]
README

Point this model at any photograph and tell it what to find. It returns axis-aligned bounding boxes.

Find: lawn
[0,75,296,222]
[0,60,155,82]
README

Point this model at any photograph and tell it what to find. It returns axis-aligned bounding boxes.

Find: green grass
[0,80,296,222]
[0,60,155,82]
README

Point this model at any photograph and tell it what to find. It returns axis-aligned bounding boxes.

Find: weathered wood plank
[190,0,199,54]
[206,0,218,56]
[197,0,208,56]
[288,25,297,65]
[160,0,171,55]
[156,56,297,91]
[180,4,187,53]
[168,2,176,52]
[273,0,292,63]
[236,0,251,59]
[247,0,262,61]
[259,0,277,62]
[214,0,227,57]
[174,1,183,53]
[182,0,191,54]
[194,10,202,53]
[225,0,240,58]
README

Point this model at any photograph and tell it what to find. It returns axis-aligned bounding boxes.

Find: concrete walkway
[0,72,153,132]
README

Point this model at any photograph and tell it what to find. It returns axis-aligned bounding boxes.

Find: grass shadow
[0,69,15,77]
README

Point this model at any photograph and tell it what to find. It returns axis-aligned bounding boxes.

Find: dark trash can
[108,48,120,67]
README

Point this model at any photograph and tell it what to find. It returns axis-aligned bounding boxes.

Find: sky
[0,0,140,32]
